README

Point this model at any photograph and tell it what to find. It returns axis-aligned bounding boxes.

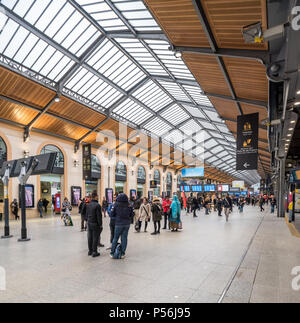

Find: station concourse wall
[0,122,177,218]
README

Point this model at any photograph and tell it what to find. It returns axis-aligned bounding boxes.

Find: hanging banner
[236,113,258,170]
[82,144,92,180]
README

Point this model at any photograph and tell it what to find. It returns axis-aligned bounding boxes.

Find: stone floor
[0,205,300,303]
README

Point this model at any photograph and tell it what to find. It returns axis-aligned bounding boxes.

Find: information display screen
[217,184,230,192]
[204,185,216,192]
[181,167,204,178]
[192,185,203,192]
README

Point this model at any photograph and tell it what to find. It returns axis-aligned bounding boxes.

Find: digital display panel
[192,185,203,192]
[181,167,204,178]
[217,184,230,192]
[204,185,216,192]
[106,188,113,204]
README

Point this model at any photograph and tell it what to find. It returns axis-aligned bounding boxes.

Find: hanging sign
[236,113,258,170]
[82,144,92,180]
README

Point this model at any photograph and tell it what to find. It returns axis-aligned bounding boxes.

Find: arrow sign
[243,162,250,169]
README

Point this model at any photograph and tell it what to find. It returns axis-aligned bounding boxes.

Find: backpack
[113,243,122,259]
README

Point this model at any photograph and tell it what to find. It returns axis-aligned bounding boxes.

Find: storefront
[137,166,146,198]
[153,169,161,197]
[40,145,64,209]
[85,154,101,196]
[166,172,172,197]
[115,161,127,194]
[0,136,7,201]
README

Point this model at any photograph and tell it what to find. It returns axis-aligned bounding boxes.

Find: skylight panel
[158,81,191,102]
[204,139,218,149]
[144,117,172,137]
[181,104,206,119]
[179,120,201,136]
[132,81,172,112]
[112,98,152,125]
[86,39,145,91]
[76,0,128,31]
[160,104,189,126]
[163,130,186,145]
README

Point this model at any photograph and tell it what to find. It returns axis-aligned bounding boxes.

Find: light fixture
[287,134,292,137]
[23,150,30,158]
[297,90,300,95]
[73,159,79,167]
[291,120,296,124]
[54,95,60,103]
[174,51,182,59]
[294,101,300,106]
[289,128,294,131]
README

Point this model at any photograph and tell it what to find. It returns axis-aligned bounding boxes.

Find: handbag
[178,221,183,230]
[142,205,151,222]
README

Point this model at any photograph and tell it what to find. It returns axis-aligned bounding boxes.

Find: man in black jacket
[87,191,103,258]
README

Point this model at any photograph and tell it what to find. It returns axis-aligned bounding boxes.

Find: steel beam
[172,46,269,65]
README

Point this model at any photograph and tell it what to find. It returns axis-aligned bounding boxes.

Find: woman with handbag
[138,197,151,233]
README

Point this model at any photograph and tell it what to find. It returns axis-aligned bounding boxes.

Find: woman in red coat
[162,196,172,230]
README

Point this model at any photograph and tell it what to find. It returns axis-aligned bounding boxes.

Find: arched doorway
[85,154,101,196]
[153,169,161,197]
[0,136,7,202]
[137,166,146,199]
[115,161,127,194]
[166,172,172,197]
[40,145,64,213]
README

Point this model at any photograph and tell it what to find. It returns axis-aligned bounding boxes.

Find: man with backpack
[224,195,232,222]
[86,191,103,258]
[110,193,134,259]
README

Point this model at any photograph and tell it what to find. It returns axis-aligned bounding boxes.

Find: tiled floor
[0,205,300,303]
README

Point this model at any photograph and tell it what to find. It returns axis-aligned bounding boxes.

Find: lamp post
[1,164,12,239]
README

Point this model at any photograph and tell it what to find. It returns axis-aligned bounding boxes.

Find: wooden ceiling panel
[144,0,210,47]
[34,115,89,140]
[223,57,268,102]
[0,99,39,125]
[240,103,268,123]
[201,0,268,50]
[183,53,231,96]
[209,97,239,121]
[0,67,55,108]
[49,97,107,129]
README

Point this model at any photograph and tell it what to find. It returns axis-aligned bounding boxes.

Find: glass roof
[0,0,261,184]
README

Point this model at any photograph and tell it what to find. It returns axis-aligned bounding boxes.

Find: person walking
[42,198,49,214]
[169,195,181,232]
[133,197,141,232]
[138,197,151,232]
[37,198,44,218]
[259,196,265,212]
[191,196,199,217]
[238,197,245,213]
[223,195,232,222]
[110,193,134,259]
[11,199,19,220]
[162,196,171,230]
[87,191,103,258]
[204,197,210,215]
[80,196,90,232]
[102,197,108,218]
[217,197,223,217]
[151,197,163,235]
[108,195,117,248]
[270,196,276,214]
[186,194,192,214]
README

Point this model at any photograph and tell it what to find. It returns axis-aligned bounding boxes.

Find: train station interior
[0,0,300,304]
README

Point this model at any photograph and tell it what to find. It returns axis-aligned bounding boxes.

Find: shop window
[137,166,146,184]
[115,161,127,182]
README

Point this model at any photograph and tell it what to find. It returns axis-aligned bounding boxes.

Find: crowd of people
[0,190,277,259]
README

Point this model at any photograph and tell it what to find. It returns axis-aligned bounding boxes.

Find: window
[154,169,161,184]
[137,166,146,184]
[40,144,64,169]
[91,154,101,178]
[115,160,127,181]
